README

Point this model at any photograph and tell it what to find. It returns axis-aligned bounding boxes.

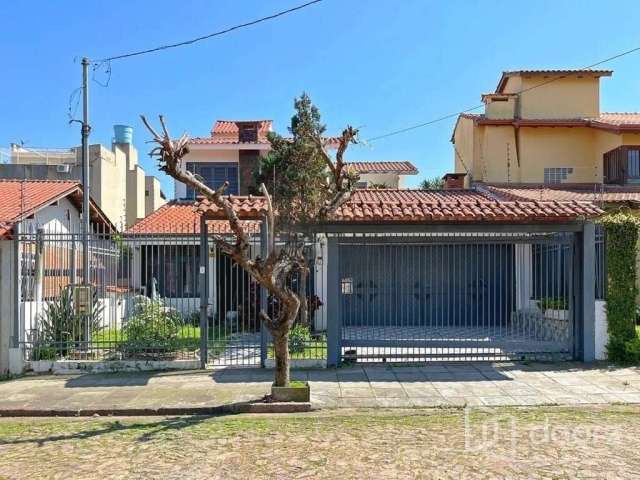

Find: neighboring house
[1,125,166,229]
[0,180,113,374]
[451,69,640,188]
[174,120,273,199]
[346,161,418,188]
[174,119,417,198]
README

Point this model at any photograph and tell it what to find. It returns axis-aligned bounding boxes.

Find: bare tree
[141,98,357,386]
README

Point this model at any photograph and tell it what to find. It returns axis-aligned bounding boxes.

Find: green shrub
[34,287,104,360]
[288,324,311,354]
[601,212,640,363]
[121,300,182,355]
[540,297,568,310]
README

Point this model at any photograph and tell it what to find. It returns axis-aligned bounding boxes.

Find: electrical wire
[95,0,324,63]
[366,45,640,143]
[67,87,82,122]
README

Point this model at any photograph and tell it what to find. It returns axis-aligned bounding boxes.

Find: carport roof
[332,189,602,223]
[127,189,602,234]
[127,200,261,234]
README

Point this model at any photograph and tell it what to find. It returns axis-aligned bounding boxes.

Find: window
[238,124,258,143]
[628,149,640,178]
[185,162,239,199]
[543,167,573,184]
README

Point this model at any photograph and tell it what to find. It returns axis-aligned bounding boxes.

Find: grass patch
[288,380,308,388]
[267,338,327,360]
[90,326,228,355]
[1,405,639,440]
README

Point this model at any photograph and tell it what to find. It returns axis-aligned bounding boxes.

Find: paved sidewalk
[1,362,640,413]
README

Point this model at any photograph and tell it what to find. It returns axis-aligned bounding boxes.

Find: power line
[95,0,324,63]
[366,45,640,143]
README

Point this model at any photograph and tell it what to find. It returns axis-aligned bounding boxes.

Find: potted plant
[540,297,569,321]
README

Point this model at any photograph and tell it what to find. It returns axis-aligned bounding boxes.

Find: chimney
[442,173,466,190]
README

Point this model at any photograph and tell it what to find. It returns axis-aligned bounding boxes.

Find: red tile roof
[333,189,602,223]
[189,136,267,145]
[0,180,113,238]
[590,113,640,128]
[126,201,261,234]
[190,120,272,145]
[482,183,640,205]
[456,112,640,134]
[131,189,600,233]
[212,120,272,137]
[346,161,418,175]
[496,69,612,92]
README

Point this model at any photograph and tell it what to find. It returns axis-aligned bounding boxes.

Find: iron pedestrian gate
[325,226,597,365]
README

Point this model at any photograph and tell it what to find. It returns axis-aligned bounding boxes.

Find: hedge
[600,211,640,363]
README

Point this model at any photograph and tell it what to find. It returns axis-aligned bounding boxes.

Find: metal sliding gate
[337,232,576,362]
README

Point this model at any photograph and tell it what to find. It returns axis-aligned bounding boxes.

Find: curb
[0,402,313,417]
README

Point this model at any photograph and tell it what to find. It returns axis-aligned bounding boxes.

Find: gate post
[260,220,269,368]
[326,237,341,367]
[574,222,596,362]
[199,215,209,369]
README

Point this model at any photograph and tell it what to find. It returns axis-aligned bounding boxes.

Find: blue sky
[1,0,640,197]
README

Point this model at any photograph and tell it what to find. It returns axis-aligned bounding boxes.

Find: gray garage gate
[325,223,596,366]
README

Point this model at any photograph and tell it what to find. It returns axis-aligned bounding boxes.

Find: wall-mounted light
[341,277,353,295]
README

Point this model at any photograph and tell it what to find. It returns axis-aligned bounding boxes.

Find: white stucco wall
[20,196,83,234]
[0,240,14,374]
[358,173,402,188]
[595,300,608,360]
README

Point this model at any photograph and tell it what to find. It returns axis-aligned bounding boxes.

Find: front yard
[1,406,639,479]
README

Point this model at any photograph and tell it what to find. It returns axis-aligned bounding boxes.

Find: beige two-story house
[451,69,640,200]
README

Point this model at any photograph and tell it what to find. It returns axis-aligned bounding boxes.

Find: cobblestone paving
[1,362,639,412]
[1,406,640,479]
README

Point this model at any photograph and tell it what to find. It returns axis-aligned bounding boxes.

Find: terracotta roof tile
[132,189,601,233]
[332,189,602,223]
[591,113,640,127]
[195,196,268,220]
[126,200,261,234]
[212,120,272,137]
[456,112,640,133]
[0,180,113,237]
[346,161,418,175]
[497,69,612,92]
[483,183,640,204]
[0,180,79,221]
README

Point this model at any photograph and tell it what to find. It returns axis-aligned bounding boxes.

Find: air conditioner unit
[56,164,71,173]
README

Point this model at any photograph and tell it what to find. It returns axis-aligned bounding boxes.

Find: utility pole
[81,57,91,286]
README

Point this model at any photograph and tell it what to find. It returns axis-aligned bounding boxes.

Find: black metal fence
[14,223,327,367]
[13,224,605,368]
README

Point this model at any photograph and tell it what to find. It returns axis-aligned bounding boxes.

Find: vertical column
[514,243,533,310]
[199,216,209,369]
[260,221,269,368]
[580,222,596,362]
[326,237,341,367]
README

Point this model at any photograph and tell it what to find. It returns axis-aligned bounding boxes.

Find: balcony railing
[603,146,640,184]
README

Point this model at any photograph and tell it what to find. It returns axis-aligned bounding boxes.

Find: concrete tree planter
[271,382,310,402]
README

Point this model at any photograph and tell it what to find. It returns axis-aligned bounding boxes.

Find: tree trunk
[272,331,290,387]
